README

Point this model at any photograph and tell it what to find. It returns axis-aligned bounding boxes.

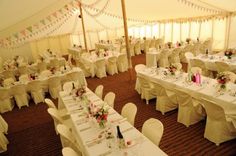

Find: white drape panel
[98,30,107,41]
[173,23,180,43]
[181,22,190,42]
[160,23,165,39]
[152,24,159,38]
[200,20,212,41]
[146,25,152,38]
[134,27,140,38]
[140,26,145,38]
[213,19,226,50]
[190,22,200,41]
[229,16,236,48]
[164,23,172,43]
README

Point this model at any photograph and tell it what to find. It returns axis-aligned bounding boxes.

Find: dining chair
[37,62,47,73]
[12,84,29,109]
[169,48,181,64]
[95,58,107,78]
[175,88,205,127]
[47,108,71,134]
[48,76,62,99]
[3,78,14,87]
[142,118,164,146]
[0,115,8,134]
[121,102,137,126]
[134,41,141,55]
[45,99,68,117]
[202,98,236,146]
[0,132,9,153]
[62,147,80,156]
[215,61,231,73]
[18,65,28,75]
[104,92,115,108]
[158,49,171,68]
[134,64,146,94]
[138,76,155,104]
[0,88,14,113]
[57,124,82,155]
[106,56,118,75]
[28,80,45,104]
[117,53,128,73]
[94,85,104,99]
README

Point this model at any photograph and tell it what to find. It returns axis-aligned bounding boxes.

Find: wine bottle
[72,82,75,89]
[116,126,124,148]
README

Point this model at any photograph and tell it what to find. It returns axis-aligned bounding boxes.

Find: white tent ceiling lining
[1,0,236,33]
[0,0,236,50]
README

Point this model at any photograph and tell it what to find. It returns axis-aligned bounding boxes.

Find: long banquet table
[58,87,167,156]
[189,54,236,72]
[136,67,236,126]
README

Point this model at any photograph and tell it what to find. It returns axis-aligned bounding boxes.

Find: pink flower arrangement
[167,64,177,75]
[224,49,233,59]
[217,72,230,89]
[87,102,108,128]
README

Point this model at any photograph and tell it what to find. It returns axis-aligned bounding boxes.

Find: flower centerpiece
[91,105,109,128]
[224,49,233,59]
[167,64,177,75]
[216,72,230,91]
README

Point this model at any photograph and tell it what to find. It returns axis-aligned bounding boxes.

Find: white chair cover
[95,59,107,78]
[62,147,80,156]
[106,56,118,75]
[3,78,14,88]
[175,89,205,127]
[2,70,15,80]
[94,85,104,99]
[202,98,236,145]
[158,49,171,68]
[134,64,146,94]
[0,88,14,113]
[28,80,45,104]
[0,132,9,153]
[138,76,156,104]
[18,65,28,75]
[121,102,137,126]
[48,76,62,99]
[155,84,178,115]
[191,59,211,77]
[169,48,181,64]
[19,74,30,83]
[134,41,141,55]
[0,115,8,134]
[45,99,68,117]
[38,62,47,73]
[129,43,135,56]
[117,54,128,72]
[12,84,29,109]
[57,124,82,155]
[142,118,164,146]
[215,61,231,73]
[191,67,202,74]
[104,92,115,108]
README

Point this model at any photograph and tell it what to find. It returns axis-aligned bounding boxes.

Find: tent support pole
[79,4,88,52]
[121,0,133,81]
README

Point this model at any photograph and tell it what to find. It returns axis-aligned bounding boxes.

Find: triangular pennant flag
[40,19,46,25]
[21,30,26,36]
[27,26,33,33]
[14,33,19,39]
[64,4,69,10]
[47,16,52,22]
[52,12,57,18]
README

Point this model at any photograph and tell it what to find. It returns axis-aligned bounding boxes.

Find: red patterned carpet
[1,54,236,156]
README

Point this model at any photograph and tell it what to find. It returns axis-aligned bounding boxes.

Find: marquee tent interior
[0,0,236,61]
[1,0,236,155]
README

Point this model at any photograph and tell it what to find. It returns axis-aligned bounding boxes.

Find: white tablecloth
[58,88,167,156]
